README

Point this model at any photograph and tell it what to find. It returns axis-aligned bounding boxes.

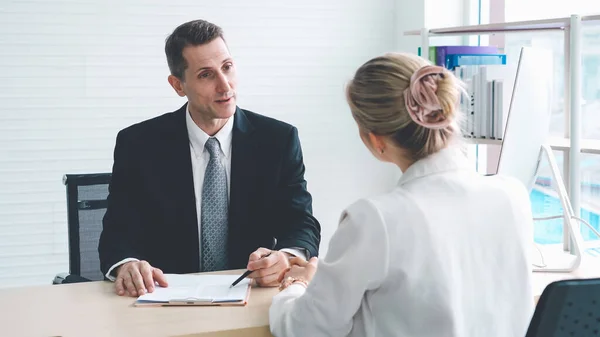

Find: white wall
[394,0,469,54]
[425,0,469,47]
[395,0,426,52]
[0,0,403,288]
[425,0,466,29]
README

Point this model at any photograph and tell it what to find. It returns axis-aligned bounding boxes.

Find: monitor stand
[532,145,584,273]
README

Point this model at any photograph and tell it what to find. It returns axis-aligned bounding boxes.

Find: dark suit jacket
[98,104,321,276]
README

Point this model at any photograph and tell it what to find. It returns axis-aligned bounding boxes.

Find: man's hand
[246,248,295,287]
[114,260,168,297]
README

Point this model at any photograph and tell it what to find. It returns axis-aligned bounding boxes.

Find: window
[582,26,600,140]
[502,0,600,248]
[531,150,565,244]
[581,154,600,242]
[530,151,600,244]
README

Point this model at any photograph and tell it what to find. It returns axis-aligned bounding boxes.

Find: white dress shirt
[106,106,306,280]
[269,145,535,337]
[186,105,234,229]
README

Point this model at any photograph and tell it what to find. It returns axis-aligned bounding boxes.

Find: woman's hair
[346,52,464,161]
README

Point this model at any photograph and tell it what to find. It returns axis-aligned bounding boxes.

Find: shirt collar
[397,143,472,186]
[185,104,234,159]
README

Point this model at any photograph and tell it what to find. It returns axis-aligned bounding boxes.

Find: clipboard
[133,274,251,307]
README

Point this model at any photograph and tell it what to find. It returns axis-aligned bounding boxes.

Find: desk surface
[1,260,599,337]
[531,257,600,302]
[0,270,278,337]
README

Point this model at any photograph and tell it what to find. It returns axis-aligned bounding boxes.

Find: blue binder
[445,54,507,69]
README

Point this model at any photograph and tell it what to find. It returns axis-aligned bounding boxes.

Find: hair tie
[403,65,451,129]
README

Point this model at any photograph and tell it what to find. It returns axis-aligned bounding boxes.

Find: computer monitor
[496,46,553,191]
[496,46,584,272]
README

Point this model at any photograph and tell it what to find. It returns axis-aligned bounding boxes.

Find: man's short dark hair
[165,19,225,80]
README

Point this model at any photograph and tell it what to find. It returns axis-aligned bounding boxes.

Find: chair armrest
[53,273,92,284]
[53,272,69,284]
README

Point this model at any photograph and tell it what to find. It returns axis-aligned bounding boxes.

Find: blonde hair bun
[346,52,463,161]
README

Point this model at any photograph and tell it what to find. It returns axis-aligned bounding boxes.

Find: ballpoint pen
[230,237,277,288]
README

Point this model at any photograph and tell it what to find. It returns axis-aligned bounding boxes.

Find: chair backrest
[526,277,600,336]
[63,173,111,281]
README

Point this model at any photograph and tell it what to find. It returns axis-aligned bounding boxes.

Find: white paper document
[135,274,251,306]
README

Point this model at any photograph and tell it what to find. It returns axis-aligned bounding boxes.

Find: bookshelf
[465,138,501,146]
[405,13,600,228]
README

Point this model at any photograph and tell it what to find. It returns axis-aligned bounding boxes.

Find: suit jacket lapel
[229,107,257,263]
[158,103,200,271]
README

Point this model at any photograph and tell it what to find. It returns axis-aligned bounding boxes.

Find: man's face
[169,37,237,120]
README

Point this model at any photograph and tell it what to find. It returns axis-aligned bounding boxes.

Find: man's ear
[167,75,186,97]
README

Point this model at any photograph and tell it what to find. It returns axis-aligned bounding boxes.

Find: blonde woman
[269,53,535,337]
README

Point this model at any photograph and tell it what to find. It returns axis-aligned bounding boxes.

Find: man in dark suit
[98,19,321,297]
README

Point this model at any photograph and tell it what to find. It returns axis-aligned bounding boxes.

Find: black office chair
[53,173,111,284]
[526,278,600,336]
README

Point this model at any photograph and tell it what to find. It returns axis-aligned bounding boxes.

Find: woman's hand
[279,257,318,290]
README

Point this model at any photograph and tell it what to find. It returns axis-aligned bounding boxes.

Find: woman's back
[364,146,534,336]
[269,53,535,337]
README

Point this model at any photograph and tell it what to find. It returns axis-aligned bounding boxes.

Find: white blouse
[269,146,535,337]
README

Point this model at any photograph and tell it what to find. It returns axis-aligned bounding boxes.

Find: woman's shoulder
[339,198,378,224]
[339,189,414,225]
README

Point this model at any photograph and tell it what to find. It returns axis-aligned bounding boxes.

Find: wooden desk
[0,270,278,337]
[1,259,598,336]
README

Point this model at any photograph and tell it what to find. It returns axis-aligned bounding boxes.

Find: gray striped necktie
[200,137,229,272]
